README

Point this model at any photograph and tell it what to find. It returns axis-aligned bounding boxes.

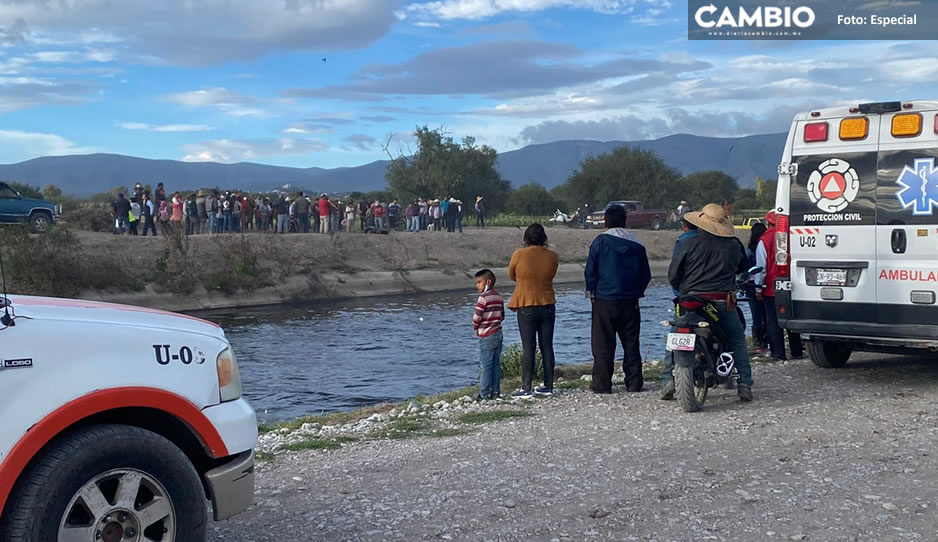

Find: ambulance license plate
[817,269,847,286]
[666,333,696,352]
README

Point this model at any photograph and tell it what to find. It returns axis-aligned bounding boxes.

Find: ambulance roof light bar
[858,101,902,114]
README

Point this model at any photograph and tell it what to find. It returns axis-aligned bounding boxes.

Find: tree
[42,185,64,203]
[553,146,680,211]
[507,183,559,216]
[754,177,778,209]
[678,171,739,209]
[385,126,511,212]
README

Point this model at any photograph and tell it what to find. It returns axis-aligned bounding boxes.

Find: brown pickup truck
[587,200,666,230]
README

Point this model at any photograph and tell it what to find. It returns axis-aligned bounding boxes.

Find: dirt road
[209,353,938,542]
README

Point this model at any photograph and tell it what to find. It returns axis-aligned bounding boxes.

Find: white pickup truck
[0,295,257,542]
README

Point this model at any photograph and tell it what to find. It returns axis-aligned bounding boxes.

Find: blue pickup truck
[0,181,58,232]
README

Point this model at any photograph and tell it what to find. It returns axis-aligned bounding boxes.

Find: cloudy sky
[0,0,934,168]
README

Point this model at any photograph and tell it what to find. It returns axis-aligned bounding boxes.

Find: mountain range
[0,133,787,196]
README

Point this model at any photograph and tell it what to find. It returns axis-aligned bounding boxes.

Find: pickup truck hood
[5,295,225,339]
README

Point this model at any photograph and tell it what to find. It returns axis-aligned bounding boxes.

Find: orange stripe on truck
[0,387,229,518]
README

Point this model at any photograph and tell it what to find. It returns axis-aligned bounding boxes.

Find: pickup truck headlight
[216,347,243,402]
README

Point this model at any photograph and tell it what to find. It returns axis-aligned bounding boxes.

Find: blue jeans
[207,214,216,233]
[661,302,753,388]
[747,296,767,348]
[298,213,310,233]
[479,330,503,398]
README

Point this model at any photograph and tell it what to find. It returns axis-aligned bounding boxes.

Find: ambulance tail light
[775,213,790,278]
[839,117,868,140]
[891,113,922,138]
[934,114,938,134]
[216,347,243,402]
[803,122,828,142]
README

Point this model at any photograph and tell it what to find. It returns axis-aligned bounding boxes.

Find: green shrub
[205,235,273,294]
[500,343,543,380]
[152,226,200,294]
[484,214,550,228]
[58,204,114,233]
[0,227,140,296]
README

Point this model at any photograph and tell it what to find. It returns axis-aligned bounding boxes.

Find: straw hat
[476,196,483,203]
[449,197,458,203]
[683,203,735,237]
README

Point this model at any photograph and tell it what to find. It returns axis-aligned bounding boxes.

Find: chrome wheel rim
[58,469,175,542]
[33,216,49,231]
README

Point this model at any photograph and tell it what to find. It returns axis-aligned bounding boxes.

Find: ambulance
[0,295,257,542]
[773,100,938,367]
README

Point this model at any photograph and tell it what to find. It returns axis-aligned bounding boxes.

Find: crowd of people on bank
[469,201,795,404]
[109,183,490,236]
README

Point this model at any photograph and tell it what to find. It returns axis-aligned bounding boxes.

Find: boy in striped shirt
[472,269,505,400]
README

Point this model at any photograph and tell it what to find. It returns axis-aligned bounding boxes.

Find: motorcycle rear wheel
[675,365,707,412]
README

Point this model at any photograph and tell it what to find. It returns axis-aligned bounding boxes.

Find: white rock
[580,375,592,381]
[460,395,474,403]
[882,503,898,511]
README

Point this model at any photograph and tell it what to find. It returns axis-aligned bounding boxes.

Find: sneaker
[738,385,753,402]
[511,388,533,398]
[659,380,675,400]
[533,385,553,396]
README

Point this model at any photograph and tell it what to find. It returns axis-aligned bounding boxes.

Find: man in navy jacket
[585,204,652,393]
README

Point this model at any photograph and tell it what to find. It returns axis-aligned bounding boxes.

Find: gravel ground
[210,353,938,542]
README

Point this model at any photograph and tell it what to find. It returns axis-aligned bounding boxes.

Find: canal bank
[69,228,678,312]
[81,260,671,312]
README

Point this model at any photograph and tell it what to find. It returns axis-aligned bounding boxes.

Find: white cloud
[405,0,638,20]
[164,87,266,117]
[0,0,397,66]
[414,21,442,27]
[0,129,97,158]
[118,122,215,132]
[182,138,328,163]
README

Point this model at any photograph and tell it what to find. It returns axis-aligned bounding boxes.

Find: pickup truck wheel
[650,216,661,230]
[28,212,52,233]
[807,340,851,368]
[0,424,206,542]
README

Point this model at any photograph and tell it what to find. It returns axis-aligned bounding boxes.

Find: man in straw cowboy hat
[663,203,754,402]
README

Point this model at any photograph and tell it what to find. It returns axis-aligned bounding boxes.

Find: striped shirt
[473,289,505,338]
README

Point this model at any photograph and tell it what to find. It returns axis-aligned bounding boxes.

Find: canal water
[205,284,752,422]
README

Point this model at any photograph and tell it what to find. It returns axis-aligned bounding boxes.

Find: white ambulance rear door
[788,112,880,324]
[875,105,938,327]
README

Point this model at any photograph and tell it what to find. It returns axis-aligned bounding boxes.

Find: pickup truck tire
[650,216,661,231]
[28,212,52,233]
[1,424,206,542]
[807,340,851,368]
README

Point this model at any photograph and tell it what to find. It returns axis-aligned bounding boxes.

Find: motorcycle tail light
[677,327,691,333]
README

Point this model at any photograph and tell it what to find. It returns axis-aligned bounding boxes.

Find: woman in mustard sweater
[508,223,559,397]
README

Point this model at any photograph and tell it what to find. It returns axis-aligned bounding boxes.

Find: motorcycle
[663,266,762,412]
[547,208,581,228]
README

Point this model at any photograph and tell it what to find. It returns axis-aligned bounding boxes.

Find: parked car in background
[587,200,666,230]
[734,217,768,230]
[0,182,58,232]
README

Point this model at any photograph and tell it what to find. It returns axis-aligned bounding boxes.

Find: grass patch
[381,416,435,440]
[556,380,587,390]
[259,403,394,434]
[255,450,276,462]
[643,362,664,381]
[457,410,532,425]
[281,436,357,452]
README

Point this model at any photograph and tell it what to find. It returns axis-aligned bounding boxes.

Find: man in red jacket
[754,211,803,360]
[318,194,332,234]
